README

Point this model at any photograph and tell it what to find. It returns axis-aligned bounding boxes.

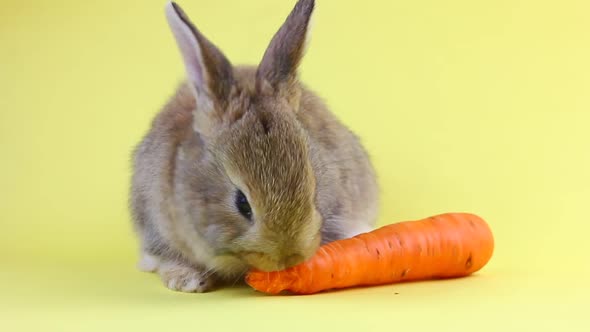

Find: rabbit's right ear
[165,2,234,135]
[256,0,315,97]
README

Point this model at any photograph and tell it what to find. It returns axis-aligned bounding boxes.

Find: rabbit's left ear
[256,0,315,93]
[165,1,234,114]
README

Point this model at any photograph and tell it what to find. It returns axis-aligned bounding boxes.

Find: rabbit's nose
[282,253,305,269]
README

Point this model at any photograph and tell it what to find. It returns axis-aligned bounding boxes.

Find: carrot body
[245,213,494,294]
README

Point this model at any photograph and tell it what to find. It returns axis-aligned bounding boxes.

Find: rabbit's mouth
[240,251,308,272]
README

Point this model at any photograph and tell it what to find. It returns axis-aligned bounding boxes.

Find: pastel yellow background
[1,0,589,330]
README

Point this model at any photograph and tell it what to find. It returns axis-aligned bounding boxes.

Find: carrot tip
[245,270,296,295]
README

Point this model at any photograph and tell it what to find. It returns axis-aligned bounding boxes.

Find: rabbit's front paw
[158,261,216,293]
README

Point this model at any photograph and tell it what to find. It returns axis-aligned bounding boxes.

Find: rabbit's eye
[235,190,252,221]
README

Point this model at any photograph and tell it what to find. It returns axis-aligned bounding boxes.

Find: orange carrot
[246,212,494,294]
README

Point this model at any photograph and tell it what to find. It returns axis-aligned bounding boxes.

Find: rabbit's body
[130,1,379,292]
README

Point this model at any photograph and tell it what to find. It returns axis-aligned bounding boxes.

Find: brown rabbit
[129,0,379,292]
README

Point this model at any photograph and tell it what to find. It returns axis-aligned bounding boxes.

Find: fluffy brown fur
[129,0,379,292]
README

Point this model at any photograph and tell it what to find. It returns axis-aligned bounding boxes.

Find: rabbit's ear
[165,2,233,118]
[256,0,315,93]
